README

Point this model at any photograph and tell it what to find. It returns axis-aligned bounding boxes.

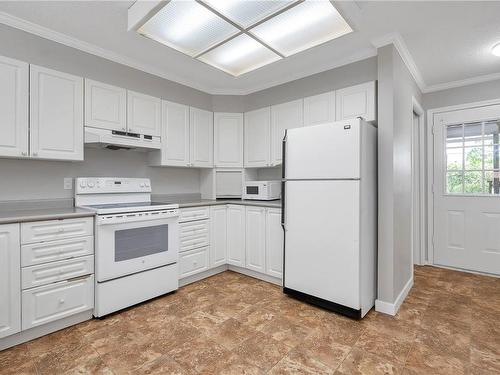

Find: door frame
[411,97,426,266]
[426,97,500,266]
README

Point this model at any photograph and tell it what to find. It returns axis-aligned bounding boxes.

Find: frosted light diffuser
[250,0,352,56]
[203,0,295,28]
[138,0,239,57]
[198,34,281,76]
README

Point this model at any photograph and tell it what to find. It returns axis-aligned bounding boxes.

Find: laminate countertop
[160,199,282,209]
[0,207,95,225]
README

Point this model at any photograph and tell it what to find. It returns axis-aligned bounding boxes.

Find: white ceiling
[0,1,499,95]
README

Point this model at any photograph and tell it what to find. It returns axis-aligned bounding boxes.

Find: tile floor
[0,266,499,375]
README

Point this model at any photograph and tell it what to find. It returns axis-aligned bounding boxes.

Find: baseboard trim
[228,265,282,286]
[179,265,228,287]
[0,310,92,351]
[375,276,413,316]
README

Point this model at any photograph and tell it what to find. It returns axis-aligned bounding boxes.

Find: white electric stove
[75,177,179,317]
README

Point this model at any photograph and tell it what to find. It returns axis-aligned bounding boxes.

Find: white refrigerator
[282,118,377,319]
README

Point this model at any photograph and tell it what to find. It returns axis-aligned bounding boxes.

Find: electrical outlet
[64,178,73,190]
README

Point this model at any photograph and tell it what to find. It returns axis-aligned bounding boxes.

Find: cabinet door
[271,99,303,166]
[214,112,243,168]
[210,206,227,268]
[304,91,335,127]
[30,65,84,161]
[335,81,376,122]
[0,55,29,158]
[127,90,161,136]
[190,107,214,168]
[245,206,266,273]
[84,79,126,132]
[244,107,271,168]
[160,100,190,167]
[266,208,283,278]
[0,224,21,339]
[227,205,245,267]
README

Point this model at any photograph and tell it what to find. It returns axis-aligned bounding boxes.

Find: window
[446,120,500,195]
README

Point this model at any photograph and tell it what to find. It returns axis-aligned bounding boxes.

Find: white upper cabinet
[210,206,227,268]
[335,81,376,122]
[245,206,266,273]
[190,107,214,168]
[30,65,84,161]
[271,99,303,166]
[84,79,126,132]
[244,107,271,168]
[127,90,161,136]
[157,100,190,167]
[265,208,284,278]
[0,224,21,339]
[214,112,243,168]
[0,56,29,158]
[304,91,335,127]
[226,205,245,267]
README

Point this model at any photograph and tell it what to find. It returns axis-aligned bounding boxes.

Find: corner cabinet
[270,99,303,166]
[84,79,127,132]
[127,90,161,136]
[0,224,21,339]
[244,107,271,168]
[226,205,245,267]
[335,81,376,122]
[30,65,84,161]
[214,113,243,168]
[190,107,214,168]
[0,56,29,158]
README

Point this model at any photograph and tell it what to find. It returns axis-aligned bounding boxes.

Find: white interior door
[284,180,360,309]
[433,104,500,275]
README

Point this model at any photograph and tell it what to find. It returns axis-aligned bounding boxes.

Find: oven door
[95,211,179,282]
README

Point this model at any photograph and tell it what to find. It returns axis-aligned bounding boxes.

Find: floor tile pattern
[0,266,498,374]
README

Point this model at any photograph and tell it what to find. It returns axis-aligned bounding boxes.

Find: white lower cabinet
[0,224,21,339]
[179,247,209,278]
[210,206,227,267]
[245,206,266,273]
[226,205,245,267]
[265,208,284,278]
[22,275,94,330]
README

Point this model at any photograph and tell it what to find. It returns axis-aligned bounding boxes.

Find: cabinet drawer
[21,236,94,267]
[22,255,94,290]
[22,274,94,330]
[179,220,209,252]
[21,217,93,244]
[179,247,209,278]
[179,207,210,223]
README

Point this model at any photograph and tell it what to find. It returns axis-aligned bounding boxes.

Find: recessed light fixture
[492,42,500,57]
[130,0,353,76]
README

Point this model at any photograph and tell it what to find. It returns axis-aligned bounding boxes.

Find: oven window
[115,224,168,262]
[246,186,259,195]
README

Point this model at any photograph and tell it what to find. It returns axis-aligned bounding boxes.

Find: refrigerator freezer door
[285,119,360,180]
[284,180,360,309]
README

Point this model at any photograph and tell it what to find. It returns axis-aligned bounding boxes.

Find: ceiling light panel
[250,0,352,57]
[198,34,281,76]
[138,0,239,57]
[203,0,296,28]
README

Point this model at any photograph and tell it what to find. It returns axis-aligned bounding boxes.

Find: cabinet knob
[59,298,65,304]
[122,127,126,131]
[21,152,27,156]
[33,152,38,157]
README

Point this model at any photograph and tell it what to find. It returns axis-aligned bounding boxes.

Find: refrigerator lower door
[284,180,360,310]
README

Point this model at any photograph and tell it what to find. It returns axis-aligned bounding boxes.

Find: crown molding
[0,11,214,94]
[424,70,500,93]
[371,32,426,92]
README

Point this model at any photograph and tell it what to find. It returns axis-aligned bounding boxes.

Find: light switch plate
[64,178,73,190]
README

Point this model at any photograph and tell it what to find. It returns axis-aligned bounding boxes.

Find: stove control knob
[145,182,150,188]
[79,180,86,188]
[88,181,95,188]
[140,183,145,188]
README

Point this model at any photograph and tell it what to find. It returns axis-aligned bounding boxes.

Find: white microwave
[243,180,281,201]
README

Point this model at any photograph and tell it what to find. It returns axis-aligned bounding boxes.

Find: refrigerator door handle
[281,130,287,229]
[281,181,285,229]
[282,130,287,179]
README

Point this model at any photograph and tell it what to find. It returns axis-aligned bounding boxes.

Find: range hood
[84,127,161,151]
